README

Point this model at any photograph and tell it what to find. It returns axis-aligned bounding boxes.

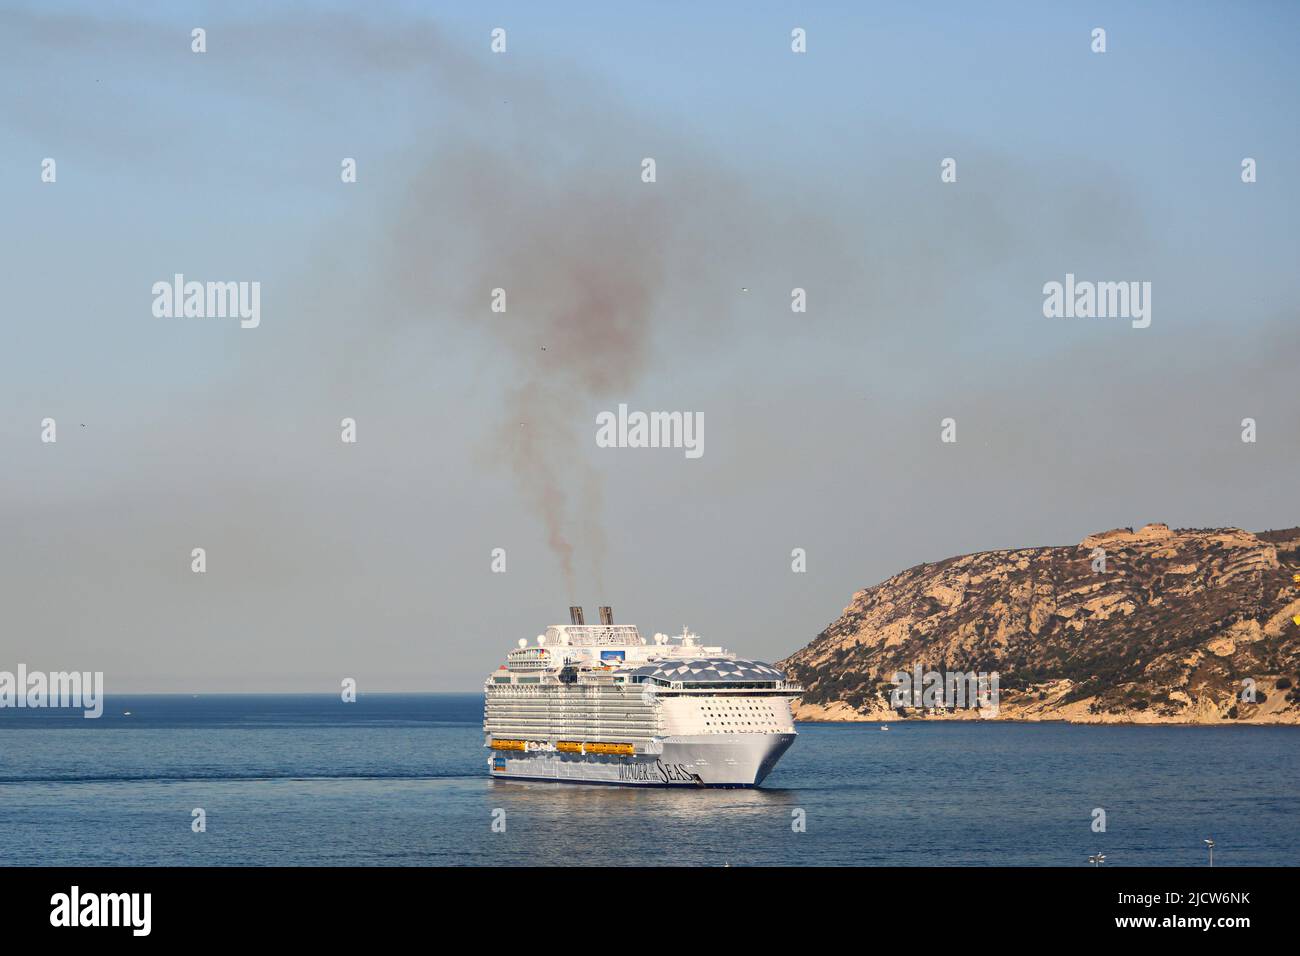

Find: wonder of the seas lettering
[616,760,695,783]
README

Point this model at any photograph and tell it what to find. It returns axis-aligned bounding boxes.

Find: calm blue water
[1,695,1295,866]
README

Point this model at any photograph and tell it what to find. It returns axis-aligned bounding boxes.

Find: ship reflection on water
[490,775,796,822]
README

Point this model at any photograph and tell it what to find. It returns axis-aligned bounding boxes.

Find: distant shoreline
[793,717,1300,728]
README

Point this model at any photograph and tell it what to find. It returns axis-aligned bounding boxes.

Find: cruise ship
[483,606,801,787]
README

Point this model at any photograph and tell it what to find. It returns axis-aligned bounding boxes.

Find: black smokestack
[569,606,585,625]
[598,606,613,625]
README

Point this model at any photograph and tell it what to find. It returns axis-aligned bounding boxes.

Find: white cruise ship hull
[489,732,796,787]
[483,610,802,787]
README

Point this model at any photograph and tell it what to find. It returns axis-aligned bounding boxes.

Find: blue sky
[1,1,1297,690]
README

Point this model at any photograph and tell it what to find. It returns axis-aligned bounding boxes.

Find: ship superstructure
[484,606,801,787]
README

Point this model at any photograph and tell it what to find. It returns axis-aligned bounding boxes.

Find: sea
[1,694,1295,866]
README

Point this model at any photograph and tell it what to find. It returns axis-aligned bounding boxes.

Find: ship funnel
[598,606,613,625]
[569,606,585,625]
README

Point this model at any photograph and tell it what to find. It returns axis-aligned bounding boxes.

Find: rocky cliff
[779,525,1300,724]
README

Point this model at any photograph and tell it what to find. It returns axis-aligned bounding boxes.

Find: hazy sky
[2,1,1297,691]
